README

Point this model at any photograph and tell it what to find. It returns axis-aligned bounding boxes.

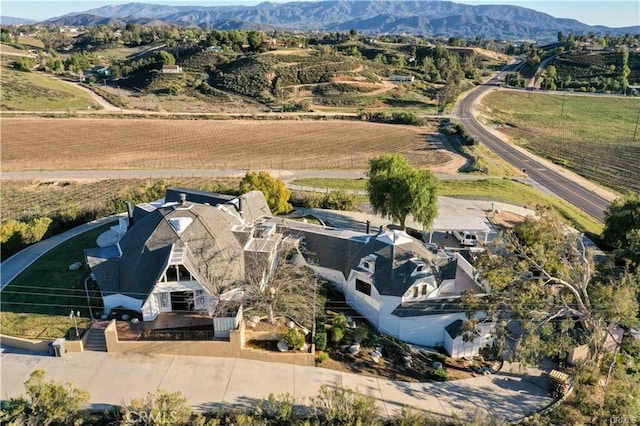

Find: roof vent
[179,193,187,205]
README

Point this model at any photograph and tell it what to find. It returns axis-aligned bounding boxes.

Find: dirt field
[1,118,450,171]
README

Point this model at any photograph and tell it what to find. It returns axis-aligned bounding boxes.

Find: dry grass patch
[1,118,445,171]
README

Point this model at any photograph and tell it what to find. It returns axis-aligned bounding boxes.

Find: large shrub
[283,328,306,350]
[315,330,328,351]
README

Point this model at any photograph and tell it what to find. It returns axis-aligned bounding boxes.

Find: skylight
[168,217,193,235]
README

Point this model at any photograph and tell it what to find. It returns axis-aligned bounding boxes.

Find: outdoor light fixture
[70,310,80,338]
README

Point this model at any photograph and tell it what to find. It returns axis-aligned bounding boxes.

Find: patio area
[92,312,214,340]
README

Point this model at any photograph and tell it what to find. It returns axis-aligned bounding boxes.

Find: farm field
[0,118,447,171]
[479,91,640,194]
[1,178,238,222]
[0,67,101,111]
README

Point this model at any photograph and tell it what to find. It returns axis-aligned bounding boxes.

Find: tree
[557,30,566,43]
[437,81,459,111]
[120,389,192,426]
[247,30,264,52]
[0,369,89,425]
[242,247,321,327]
[475,215,639,366]
[603,195,640,268]
[366,154,438,230]
[240,171,291,214]
[546,64,557,79]
[14,57,36,70]
[154,50,175,65]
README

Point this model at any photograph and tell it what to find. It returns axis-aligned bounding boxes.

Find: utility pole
[560,96,566,118]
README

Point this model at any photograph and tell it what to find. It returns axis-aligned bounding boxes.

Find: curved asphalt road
[453,62,612,221]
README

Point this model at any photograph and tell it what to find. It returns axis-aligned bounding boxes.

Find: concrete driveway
[0,346,552,422]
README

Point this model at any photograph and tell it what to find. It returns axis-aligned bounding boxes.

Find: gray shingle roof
[284,223,438,297]
[356,238,437,297]
[166,187,235,206]
[445,319,464,338]
[88,202,247,301]
[391,297,465,318]
[238,191,273,223]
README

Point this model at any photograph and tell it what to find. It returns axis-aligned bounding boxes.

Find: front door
[170,291,193,313]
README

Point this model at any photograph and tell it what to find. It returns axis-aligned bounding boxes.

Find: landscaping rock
[349,343,360,355]
[277,341,289,352]
[433,361,443,370]
[68,262,83,271]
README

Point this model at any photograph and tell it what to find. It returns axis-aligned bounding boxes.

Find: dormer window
[359,255,376,272]
[410,259,429,276]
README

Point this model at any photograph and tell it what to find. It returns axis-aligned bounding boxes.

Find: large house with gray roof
[86,188,493,356]
[283,221,492,351]
[86,189,280,322]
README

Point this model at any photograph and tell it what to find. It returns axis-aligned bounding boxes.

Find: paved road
[0,169,499,182]
[453,62,613,221]
[0,347,552,421]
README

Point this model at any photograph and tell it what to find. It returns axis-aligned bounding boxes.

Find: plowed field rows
[1,118,445,171]
[480,91,640,194]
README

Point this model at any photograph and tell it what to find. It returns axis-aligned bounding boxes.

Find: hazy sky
[1,0,638,28]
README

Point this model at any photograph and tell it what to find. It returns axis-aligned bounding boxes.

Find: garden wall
[0,334,51,352]
[103,320,314,366]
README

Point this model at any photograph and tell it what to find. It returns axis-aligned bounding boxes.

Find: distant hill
[0,16,36,25]
[44,14,126,27]
[45,0,639,41]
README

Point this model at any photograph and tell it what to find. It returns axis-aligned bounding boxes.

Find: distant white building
[389,75,415,82]
[162,64,182,74]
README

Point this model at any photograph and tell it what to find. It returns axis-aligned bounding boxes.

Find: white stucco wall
[309,266,346,292]
[344,271,381,327]
[396,312,469,347]
[445,322,495,358]
[141,295,160,321]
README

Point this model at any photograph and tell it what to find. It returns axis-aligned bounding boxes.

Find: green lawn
[479,91,639,193]
[291,178,368,191]
[0,67,100,111]
[440,178,603,236]
[292,177,603,236]
[0,223,112,338]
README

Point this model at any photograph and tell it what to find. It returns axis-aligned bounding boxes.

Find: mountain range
[9,1,640,41]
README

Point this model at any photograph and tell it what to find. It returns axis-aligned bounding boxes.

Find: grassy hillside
[479,91,639,194]
[0,67,100,111]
